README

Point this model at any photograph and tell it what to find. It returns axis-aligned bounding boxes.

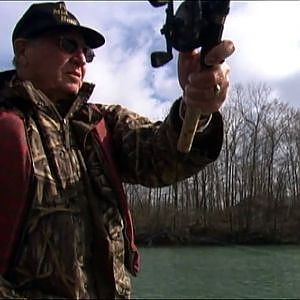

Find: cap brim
[13,22,105,49]
[76,25,105,49]
[28,24,105,49]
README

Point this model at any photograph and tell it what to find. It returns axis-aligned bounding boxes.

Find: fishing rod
[149,0,230,153]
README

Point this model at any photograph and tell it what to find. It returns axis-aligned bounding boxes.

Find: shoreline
[136,231,300,247]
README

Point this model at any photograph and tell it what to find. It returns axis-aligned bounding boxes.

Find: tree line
[126,82,300,244]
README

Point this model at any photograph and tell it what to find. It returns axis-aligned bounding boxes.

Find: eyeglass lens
[60,37,95,63]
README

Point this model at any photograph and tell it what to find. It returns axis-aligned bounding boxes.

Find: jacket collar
[0,69,95,121]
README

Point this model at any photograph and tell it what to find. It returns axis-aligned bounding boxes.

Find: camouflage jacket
[0,70,223,299]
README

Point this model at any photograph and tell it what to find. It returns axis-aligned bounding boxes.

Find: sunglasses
[58,36,95,63]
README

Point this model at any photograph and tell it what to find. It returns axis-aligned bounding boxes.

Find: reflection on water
[132,246,300,299]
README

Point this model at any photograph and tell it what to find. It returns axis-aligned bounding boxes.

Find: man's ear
[13,38,30,67]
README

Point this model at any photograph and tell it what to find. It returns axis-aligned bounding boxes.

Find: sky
[0,1,300,120]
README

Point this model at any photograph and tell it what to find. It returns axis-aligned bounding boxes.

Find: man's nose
[71,49,86,66]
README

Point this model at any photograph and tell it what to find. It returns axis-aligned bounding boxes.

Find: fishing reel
[149,0,230,67]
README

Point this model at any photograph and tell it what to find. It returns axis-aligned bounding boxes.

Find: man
[0,1,234,299]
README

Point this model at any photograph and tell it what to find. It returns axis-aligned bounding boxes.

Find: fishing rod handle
[177,105,202,153]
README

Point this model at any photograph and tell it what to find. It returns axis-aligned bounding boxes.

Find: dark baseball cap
[12,1,105,49]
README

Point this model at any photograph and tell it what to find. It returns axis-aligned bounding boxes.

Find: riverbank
[136,228,300,247]
[133,202,300,247]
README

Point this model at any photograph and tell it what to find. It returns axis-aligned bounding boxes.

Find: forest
[125,82,300,246]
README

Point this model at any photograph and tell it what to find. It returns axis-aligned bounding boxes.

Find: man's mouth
[66,71,81,79]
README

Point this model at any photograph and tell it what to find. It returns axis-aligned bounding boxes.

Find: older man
[0,1,234,299]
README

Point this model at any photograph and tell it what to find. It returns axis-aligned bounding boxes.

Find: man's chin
[63,85,81,100]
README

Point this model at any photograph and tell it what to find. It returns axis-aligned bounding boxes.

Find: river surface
[132,246,300,299]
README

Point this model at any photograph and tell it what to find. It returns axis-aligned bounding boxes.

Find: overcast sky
[1,1,300,120]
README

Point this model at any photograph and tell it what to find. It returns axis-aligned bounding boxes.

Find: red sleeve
[0,111,33,275]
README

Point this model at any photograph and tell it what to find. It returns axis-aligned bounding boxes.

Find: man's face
[16,29,92,102]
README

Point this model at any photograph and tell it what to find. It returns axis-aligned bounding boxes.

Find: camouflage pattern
[0,70,223,299]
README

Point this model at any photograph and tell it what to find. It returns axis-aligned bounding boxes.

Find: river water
[132,246,300,299]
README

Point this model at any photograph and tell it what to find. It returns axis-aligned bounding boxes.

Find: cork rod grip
[177,106,202,153]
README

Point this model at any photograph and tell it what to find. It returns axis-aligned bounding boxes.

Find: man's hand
[178,40,235,115]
